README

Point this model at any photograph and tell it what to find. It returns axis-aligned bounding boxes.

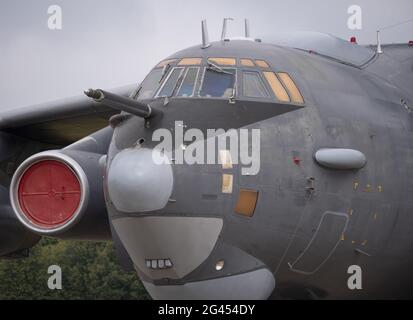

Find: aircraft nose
[106,146,276,299]
[107,147,173,213]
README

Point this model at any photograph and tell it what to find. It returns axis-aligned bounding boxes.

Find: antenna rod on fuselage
[376,30,383,54]
[221,17,234,41]
[244,19,250,38]
[201,20,211,49]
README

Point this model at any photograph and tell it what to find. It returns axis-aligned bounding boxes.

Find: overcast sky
[0,0,412,109]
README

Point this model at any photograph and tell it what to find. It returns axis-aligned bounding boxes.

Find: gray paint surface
[266,31,376,66]
[112,216,223,280]
[142,268,275,300]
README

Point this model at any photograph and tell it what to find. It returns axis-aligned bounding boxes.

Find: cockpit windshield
[135,57,304,104]
[177,67,199,97]
[136,68,163,100]
[242,71,269,98]
[157,67,184,97]
[199,68,236,98]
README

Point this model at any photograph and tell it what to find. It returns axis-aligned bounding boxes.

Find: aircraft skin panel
[262,31,376,66]
[288,211,349,275]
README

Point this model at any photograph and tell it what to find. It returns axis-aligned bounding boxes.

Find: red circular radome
[17,160,81,228]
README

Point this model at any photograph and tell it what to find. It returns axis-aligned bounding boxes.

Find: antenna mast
[244,19,250,38]
[376,17,413,54]
[201,20,211,49]
[376,30,383,54]
[221,17,234,41]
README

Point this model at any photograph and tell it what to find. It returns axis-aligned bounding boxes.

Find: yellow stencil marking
[222,174,233,194]
[219,150,233,169]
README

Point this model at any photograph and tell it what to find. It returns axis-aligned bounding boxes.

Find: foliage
[0,238,150,300]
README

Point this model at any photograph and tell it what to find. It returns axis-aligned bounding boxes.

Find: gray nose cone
[107,147,173,213]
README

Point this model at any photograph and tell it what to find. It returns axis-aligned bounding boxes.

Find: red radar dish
[17,160,81,228]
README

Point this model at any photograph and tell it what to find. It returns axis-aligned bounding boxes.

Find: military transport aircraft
[1,19,413,299]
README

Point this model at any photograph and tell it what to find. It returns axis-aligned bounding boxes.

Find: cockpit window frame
[241,70,271,99]
[178,58,203,66]
[176,67,201,98]
[135,67,164,100]
[155,66,185,98]
[263,71,291,103]
[198,66,238,100]
[136,56,305,105]
[277,72,304,104]
[207,57,237,66]
[255,59,270,68]
[240,58,255,67]
[156,59,177,68]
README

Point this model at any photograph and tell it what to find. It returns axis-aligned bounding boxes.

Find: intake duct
[9,150,110,240]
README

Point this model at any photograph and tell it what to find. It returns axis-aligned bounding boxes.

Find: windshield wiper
[207,61,234,75]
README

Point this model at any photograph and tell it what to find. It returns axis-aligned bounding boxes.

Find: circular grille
[17,160,81,228]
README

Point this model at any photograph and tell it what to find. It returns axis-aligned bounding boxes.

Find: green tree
[0,238,150,300]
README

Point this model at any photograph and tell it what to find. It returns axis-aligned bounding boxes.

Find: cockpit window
[178,58,202,65]
[136,68,163,100]
[277,72,304,104]
[200,68,236,98]
[157,67,184,97]
[156,59,176,68]
[242,71,269,98]
[255,60,270,68]
[240,59,255,67]
[263,71,290,102]
[208,57,236,66]
[177,67,199,97]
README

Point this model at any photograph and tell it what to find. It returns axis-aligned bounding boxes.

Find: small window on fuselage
[242,71,269,98]
[200,68,236,98]
[157,67,184,97]
[177,67,199,97]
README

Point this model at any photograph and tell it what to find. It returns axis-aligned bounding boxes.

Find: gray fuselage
[104,39,413,299]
